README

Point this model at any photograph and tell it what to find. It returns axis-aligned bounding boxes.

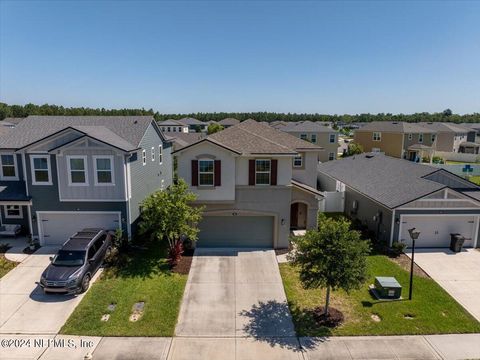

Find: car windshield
[52,250,85,266]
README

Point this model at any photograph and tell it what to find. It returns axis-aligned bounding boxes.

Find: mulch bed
[275,248,290,256]
[389,253,430,278]
[310,306,345,328]
[171,249,194,275]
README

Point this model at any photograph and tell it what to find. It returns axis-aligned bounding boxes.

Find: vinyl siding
[129,123,173,236]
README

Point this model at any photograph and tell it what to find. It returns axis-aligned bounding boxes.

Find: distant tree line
[1,103,479,124]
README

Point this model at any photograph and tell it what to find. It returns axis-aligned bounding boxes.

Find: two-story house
[354,121,437,161]
[158,119,189,133]
[173,120,324,248]
[273,121,339,162]
[0,116,172,245]
[419,122,472,153]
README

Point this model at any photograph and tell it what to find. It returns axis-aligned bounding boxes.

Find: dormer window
[0,154,17,180]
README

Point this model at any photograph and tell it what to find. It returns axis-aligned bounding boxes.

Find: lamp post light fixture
[408,227,421,300]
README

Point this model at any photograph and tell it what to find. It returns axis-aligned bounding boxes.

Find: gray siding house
[318,153,480,248]
[0,116,172,245]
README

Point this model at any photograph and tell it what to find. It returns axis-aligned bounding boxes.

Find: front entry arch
[290,202,308,230]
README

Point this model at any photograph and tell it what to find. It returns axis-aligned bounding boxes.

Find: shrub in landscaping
[390,241,407,257]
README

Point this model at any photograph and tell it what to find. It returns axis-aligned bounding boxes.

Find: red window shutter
[214,160,221,186]
[191,160,198,186]
[249,159,255,185]
[271,159,278,185]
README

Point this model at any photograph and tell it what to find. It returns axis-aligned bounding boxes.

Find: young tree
[207,123,224,134]
[139,179,203,265]
[344,142,364,157]
[289,214,370,316]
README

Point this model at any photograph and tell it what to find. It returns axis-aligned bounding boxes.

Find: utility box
[374,277,402,299]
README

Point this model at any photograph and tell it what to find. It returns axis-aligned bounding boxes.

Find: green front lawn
[467,176,480,185]
[0,254,17,278]
[280,255,480,336]
[60,244,187,337]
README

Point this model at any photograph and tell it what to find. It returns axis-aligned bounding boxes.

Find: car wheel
[81,274,91,293]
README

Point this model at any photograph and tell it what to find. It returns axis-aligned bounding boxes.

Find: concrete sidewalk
[1,333,479,359]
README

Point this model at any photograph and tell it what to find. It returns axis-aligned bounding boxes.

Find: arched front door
[290,202,308,230]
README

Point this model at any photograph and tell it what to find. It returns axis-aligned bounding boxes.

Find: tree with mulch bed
[139,179,203,267]
[289,214,370,327]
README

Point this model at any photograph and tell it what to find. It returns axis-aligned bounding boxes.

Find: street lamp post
[408,228,421,301]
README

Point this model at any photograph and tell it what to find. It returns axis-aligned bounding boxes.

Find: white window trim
[300,134,307,140]
[66,155,89,186]
[311,134,317,143]
[293,155,303,168]
[159,145,163,164]
[198,159,214,186]
[329,134,336,143]
[93,155,115,186]
[372,132,381,141]
[4,205,23,219]
[0,153,19,180]
[30,155,52,185]
[151,147,155,162]
[329,152,335,161]
[142,149,146,166]
[255,159,271,186]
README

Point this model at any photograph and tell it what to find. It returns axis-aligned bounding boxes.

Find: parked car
[39,228,112,294]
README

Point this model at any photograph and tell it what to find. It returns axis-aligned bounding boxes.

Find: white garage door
[38,212,120,246]
[400,215,477,248]
[198,216,274,248]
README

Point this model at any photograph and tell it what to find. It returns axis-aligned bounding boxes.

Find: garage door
[400,215,477,248]
[38,212,120,246]
[198,216,273,248]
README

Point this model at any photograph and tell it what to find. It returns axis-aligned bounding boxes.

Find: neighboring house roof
[460,141,480,147]
[2,117,25,125]
[291,179,323,197]
[158,119,187,127]
[418,122,470,134]
[356,121,436,134]
[317,153,448,208]
[0,124,14,138]
[166,132,206,149]
[408,143,433,150]
[177,117,204,126]
[173,119,323,155]
[218,118,240,126]
[0,182,31,202]
[0,115,157,151]
[280,120,335,133]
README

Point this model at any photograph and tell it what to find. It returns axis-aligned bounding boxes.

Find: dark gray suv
[39,228,112,294]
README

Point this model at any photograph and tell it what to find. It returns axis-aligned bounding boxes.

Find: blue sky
[1,1,479,114]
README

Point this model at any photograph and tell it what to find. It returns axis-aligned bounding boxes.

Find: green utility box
[374,277,402,299]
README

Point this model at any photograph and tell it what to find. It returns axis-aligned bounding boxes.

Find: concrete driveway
[172,248,301,359]
[408,248,480,322]
[0,246,98,334]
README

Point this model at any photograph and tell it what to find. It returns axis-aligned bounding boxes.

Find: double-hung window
[198,159,214,186]
[293,154,303,168]
[418,133,424,143]
[67,156,88,185]
[4,205,22,219]
[311,134,317,143]
[94,156,114,185]
[255,159,271,185]
[158,145,163,164]
[329,134,336,143]
[300,134,307,141]
[329,152,335,161]
[142,149,146,165]
[372,132,381,141]
[431,134,436,142]
[408,133,413,140]
[31,155,51,185]
[0,154,17,180]
[151,147,155,162]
